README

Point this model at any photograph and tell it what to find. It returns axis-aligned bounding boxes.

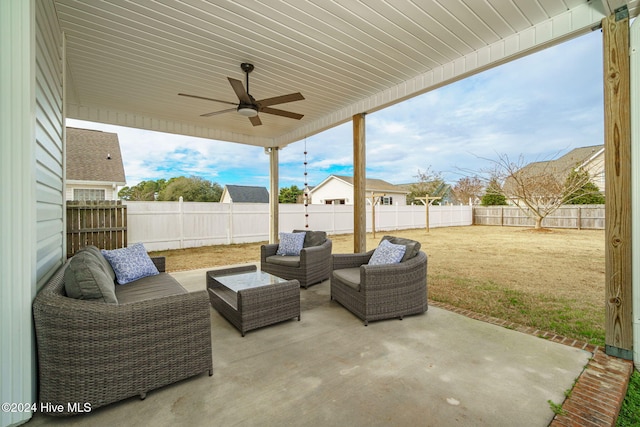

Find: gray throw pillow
[64,251,118,303]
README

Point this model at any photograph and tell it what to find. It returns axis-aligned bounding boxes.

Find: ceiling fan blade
[200,107,236,117]
[260,107,304,120]
[249,115,262,126]
[178,93,238,106]
[257,92,304,107]
[227,77,252,104]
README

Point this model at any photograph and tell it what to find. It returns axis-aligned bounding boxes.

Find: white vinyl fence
[126,200,472,251]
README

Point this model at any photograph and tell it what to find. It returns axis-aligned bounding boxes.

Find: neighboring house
[309,175,409,205]
[66,127,126,201]
[517,144,605,193]
[221,185,269,203]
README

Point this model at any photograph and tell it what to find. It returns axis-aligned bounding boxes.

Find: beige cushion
[333,268,361,291]
[64,250,117,303]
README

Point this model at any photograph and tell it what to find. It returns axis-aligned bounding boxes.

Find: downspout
[631,16,639,371]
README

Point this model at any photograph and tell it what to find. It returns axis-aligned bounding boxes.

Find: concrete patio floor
[28,265,591,427]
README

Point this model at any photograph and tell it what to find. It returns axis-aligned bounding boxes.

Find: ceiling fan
[178,63,304,126]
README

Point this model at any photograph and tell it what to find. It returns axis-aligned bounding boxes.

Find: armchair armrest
[360,251,427,293]
[260,243,279,262]
[300,239,332,264]
[332,250,374,270]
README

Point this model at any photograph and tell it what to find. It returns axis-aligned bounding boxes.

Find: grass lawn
[151,225,640,424]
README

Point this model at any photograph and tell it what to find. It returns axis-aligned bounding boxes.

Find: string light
[304,137,309,228]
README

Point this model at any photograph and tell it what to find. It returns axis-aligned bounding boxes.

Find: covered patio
[2,1,639,426]
[25,267,591,427]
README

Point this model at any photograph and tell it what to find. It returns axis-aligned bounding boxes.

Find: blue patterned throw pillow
[276,232,306,256]
[369,239,406,265]
[101,243,159,285]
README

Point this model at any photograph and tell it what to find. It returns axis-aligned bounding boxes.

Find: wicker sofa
[32,246,213,416]
[261,230,332,288]
[331,236,428,325]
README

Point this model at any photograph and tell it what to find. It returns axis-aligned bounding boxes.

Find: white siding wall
[0,2,64,426]
[36,0,65,286]
[65,183,117,200]
[310,178,353,204]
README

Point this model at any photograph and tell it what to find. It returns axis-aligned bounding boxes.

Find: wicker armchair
[330,236,427,325]
[261,230,332,288]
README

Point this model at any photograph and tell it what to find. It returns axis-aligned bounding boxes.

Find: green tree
[563,169,605,205]
[118,179,166,201]
[157,176,222,202]
[279,185,303,203]
[480,177,507,206]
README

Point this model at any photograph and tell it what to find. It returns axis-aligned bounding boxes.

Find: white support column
[268,147,279,244]
[0,1,37,426]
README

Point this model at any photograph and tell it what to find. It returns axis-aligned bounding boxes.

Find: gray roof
[332,175,409,194]
[519,145,603,179]
[66,127,126,184]
[224,185,269,203]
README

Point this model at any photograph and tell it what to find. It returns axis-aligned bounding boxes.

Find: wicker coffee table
[206,265,300,336]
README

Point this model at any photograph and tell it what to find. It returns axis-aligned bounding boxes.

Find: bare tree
[451,176,483,205]
[406,167,444,205]
[492,153,596,229]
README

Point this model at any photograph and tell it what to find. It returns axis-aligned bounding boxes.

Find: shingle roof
[519,145,603,179]
[332,175,408,193]
[224,185,269,203]
[66,127,126,184]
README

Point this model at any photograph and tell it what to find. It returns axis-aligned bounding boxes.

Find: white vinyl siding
[35,0,65,286]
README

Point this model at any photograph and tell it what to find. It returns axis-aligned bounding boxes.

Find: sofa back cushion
[293,229,327,248]
[64,250,118,303]
[80,245,116,282]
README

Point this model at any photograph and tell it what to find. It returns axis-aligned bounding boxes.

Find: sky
[67,29,604,191]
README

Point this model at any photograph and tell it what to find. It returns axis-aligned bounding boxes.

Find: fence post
[577,206,582,230]
[179,196,184,249]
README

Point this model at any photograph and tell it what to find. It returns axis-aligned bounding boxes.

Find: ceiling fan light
[237,106,258,117]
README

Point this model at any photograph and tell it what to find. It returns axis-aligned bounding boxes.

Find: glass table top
[211,270,288,293]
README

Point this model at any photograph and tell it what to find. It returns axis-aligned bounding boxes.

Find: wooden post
[269,147,279,244]
[369,192,385,239]
[353,113,366,253]
[603,12,633,359]
[415,194,441,232]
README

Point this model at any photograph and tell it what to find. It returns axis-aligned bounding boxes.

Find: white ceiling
[54,0,638,148]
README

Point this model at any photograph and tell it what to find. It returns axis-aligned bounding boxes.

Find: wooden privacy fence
[473,205,605,229]
[66,200,127,257]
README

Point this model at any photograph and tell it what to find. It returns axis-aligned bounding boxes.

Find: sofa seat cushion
[64,250,118,303]
[265,255,300,268]
[115,273,187,304]
[333,268,361,291]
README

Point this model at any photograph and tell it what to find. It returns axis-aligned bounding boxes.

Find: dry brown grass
[151,225,605,345]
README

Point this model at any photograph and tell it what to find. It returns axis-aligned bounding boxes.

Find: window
[74,189,106,201]
[382,196,393,205]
